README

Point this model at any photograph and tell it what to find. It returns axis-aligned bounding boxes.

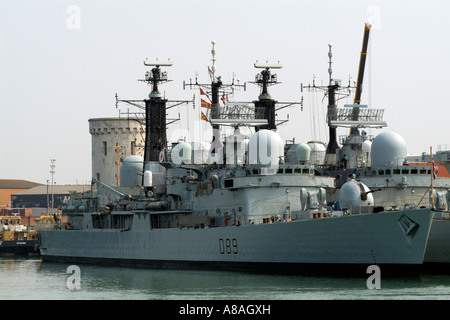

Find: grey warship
[304,24,449,267]
[38,41,434,276]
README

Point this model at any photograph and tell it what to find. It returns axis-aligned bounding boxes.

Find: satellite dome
[120,155,143,187]
[371,131,407,166]
[307,141,326,165]
[248,130,284,166]
[286,143,311,163]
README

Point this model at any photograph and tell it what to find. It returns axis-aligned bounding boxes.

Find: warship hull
[346,175,450,266]
[39,207,433,276]
[424,218,450,265]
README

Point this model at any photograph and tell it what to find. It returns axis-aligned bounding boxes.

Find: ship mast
[301,44,352,167]
[302,23,381,168]
[252,62,282,131]
[116,59,192,186]
[142,59,173,166]
[325,43,340,165]
[209,40,222,133]
[184,41,245,154]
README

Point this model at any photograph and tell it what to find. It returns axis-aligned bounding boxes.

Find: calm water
[1,256,450,301]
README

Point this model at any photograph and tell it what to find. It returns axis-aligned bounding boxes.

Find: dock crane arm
[354,22,372,105]
[350,22,372,135]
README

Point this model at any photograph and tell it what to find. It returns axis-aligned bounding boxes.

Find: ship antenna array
[142,58,173,98]
[302,23,385,130]
[250,61,282,100]
[115,58,193,122]
[301,43,357,165]
[250,61,302,130]
[301,44,355,102]
[183,41,246,131]
[300,23,386,168]
[250,61,302,112]
[115,59,194,171]
[183,40,246,97]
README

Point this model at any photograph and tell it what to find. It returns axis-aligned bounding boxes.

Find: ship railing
[331,108,386,128]
[211,214,294,227]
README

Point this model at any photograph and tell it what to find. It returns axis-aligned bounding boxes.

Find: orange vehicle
[0,215,44,255]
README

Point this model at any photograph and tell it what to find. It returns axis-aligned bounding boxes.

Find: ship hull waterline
[38,208,433,277]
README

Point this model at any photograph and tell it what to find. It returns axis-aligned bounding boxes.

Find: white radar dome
[371,131,407,166]
[307,141,326,165]
[248,130,284,167]
[287,143,311,164]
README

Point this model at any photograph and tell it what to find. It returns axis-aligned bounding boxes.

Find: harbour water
[1,256,450,301]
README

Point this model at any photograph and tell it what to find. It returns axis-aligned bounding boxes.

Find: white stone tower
[89,117,145,186]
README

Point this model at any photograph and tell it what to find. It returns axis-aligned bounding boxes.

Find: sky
[1,0,449,185]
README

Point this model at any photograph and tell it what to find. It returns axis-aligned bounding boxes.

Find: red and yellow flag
[201,99,211,109]
[201,111,208,121]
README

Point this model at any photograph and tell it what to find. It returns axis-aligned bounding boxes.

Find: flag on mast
[221,92,226,104]
[201,111,208,121]
[201,99,211,109]
[432,160,436,180]
[200,87,211,101]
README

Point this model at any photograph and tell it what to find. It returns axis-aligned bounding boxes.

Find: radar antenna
[250,61,302,131]
[115,59,192,185]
